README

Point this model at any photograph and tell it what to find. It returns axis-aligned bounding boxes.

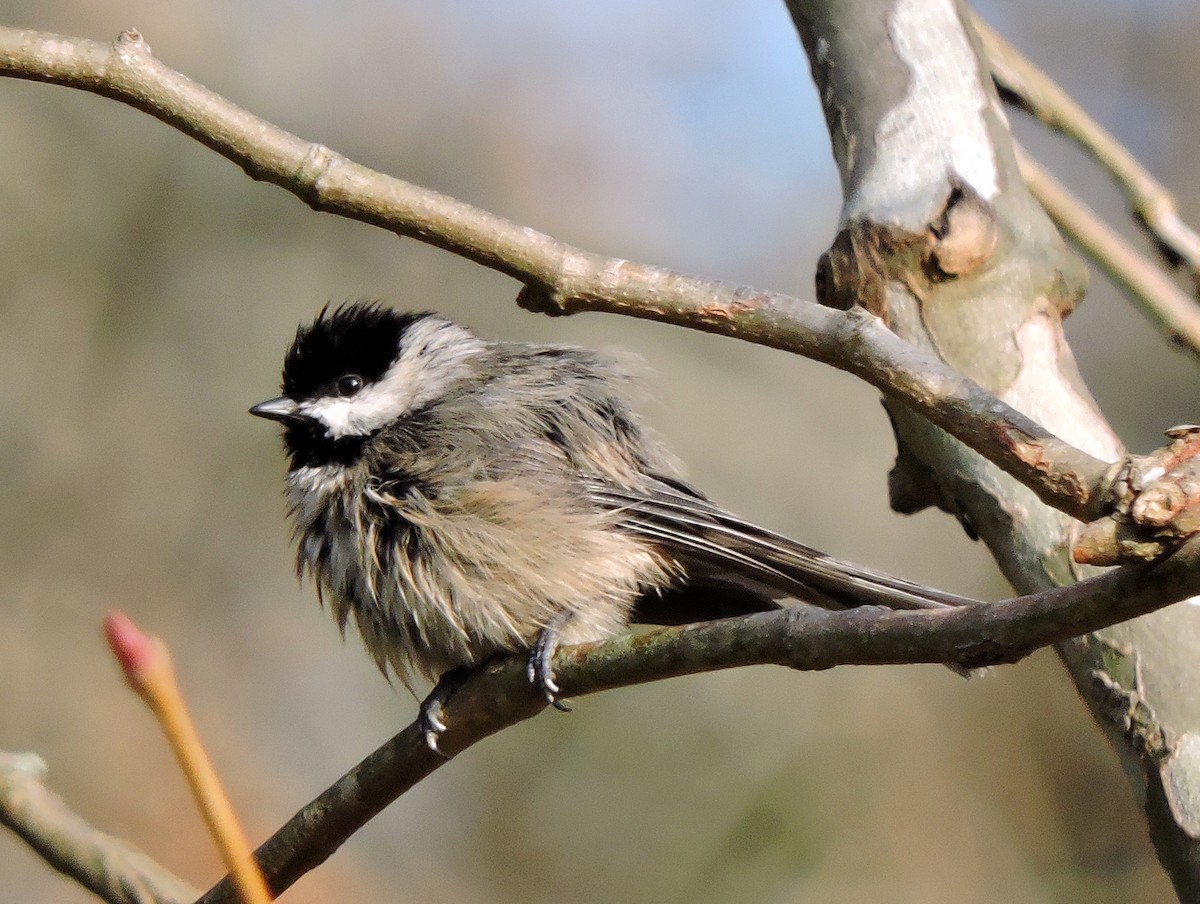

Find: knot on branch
[516,284,568,316]
[114,28,149,56]
[926,185,997,279]
[816,183,997,315]
[1074,425,1200,565]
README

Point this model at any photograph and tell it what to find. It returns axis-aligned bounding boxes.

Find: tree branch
[0,752,196,904]
[1015,145,1200,359]
[0,25,1117,524]
[5,15,1200,902]
[190,541,1200,903]
[974,11,1200,296]
[13,540,1196,904]
[787,1,1200,895]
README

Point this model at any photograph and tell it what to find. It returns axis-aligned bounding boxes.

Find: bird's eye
[336,374,364,397]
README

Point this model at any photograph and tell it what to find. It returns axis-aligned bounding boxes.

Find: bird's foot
[418,665,473,756]
[528,614,573,712]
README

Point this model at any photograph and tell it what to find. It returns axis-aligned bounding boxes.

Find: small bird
[251,302,977,747]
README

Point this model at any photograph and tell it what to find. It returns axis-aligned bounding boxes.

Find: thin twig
[974,11,1200,297]
[194,539,1200,903]
[105,613,272,904]
[1016,145,1200,358]
[0,752,197,904]
[0,25,1116,522]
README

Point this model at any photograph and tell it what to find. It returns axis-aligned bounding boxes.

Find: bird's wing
[585,474,980,613]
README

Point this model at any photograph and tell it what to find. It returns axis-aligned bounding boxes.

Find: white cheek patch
[301,317,486,440]
[302,394,388,439]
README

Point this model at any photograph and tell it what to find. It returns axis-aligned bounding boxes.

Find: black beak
[249,396,304,424]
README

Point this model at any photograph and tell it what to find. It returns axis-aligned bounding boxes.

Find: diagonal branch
[192,540,1200,903]
[0,752,197,904]
[790,4,1200,894]
[974,11,1200,298]
[1016,145,1200,358]
[0,25,1116,523]
[9,544,1197,904]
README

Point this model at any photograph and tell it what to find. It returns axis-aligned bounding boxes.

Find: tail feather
[586,476,981,616]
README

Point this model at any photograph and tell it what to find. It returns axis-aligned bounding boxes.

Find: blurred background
[1,1,1198,902]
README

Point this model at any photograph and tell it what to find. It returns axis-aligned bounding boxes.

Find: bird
[250,301,978,749]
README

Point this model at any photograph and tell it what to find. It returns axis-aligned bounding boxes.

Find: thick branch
[193,544,1200,903]
[0,752,196,904]
[788,2,1200,896]
[0,25,1115,523]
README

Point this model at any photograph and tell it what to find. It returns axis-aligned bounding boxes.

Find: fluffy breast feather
[288,458,677,690]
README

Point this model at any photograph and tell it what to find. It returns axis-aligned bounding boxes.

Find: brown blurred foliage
[2,1,1198,902]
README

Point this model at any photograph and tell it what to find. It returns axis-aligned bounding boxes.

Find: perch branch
[6,529,1200,902]
[194,540,1200,903]
[4,16,1200,904]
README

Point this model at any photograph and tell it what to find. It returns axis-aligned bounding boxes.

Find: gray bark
[787,0,1200,896]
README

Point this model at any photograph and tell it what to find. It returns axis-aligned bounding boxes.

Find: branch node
[1075,427,1200,565]
[924,183,997,279]
[294,142,338,205]
[816,184,997,320]
[515,285,566,316]
[115,29,147,55]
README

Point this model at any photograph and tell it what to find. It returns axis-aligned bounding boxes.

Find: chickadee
[252,302,977,747]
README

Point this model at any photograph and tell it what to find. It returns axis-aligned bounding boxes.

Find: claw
[419,704,449,757]
[417,666,471,756]
[529,614,573,712]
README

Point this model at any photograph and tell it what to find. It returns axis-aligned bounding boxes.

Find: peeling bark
[790,0,1200,895]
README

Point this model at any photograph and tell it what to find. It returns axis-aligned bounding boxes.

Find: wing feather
[586,476,979,612]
